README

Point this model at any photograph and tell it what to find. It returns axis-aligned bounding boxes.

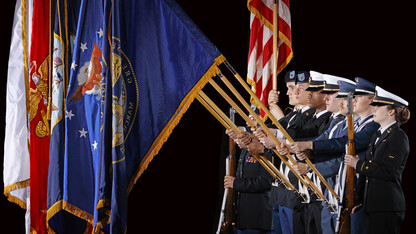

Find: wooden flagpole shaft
[197,93,278,179]
[196,91,299,193]
[220,75,342,212]
[218,75,337,209]
[216,74,331,202]
[197,92,236,131]
[208,78,255,129]
[206,78,299,191]
[223,61,339,201]
[208,77,300,183]
[196,96,230,131]
[272,0,279,90]
[47,0,52,121]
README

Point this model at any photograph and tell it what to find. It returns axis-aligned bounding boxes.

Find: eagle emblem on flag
[69,40,103,103]
[29,55,51,138]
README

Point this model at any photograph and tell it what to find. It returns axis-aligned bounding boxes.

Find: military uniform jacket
[269,107,314,209]
[355,122,409,213]
[278,108,297,129]
[233,149,275,230]
[313,115,380,163]
[286,110,332,141]
[273,110,332,209]
[278,107,314,130]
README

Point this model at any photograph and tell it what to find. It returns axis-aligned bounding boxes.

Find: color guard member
[344,86,410,234]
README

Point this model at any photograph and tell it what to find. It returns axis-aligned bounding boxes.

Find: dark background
[1,0,414,233]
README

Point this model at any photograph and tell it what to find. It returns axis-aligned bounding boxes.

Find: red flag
[247,0,293,118]
[29,0,50,232]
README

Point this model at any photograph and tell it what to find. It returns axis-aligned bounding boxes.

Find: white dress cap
[372,86,408,107]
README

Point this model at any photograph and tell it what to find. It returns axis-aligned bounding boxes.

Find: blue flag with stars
[63,0,107,230]
[47,0,85,232]
[49,0,225,232]
[94,0,225,232]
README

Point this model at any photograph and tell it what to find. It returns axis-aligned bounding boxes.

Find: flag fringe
[247,0,273,30]
[93,215,110,234]
[46,54,226,233]
[127,54,226,194]
[246,76,268,122]
[93,198,111,233]
[4,193,27,210]
[3,179,30,209]
[46,199,94,233]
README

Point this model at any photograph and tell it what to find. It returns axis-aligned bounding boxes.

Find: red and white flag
[247,0,293,118]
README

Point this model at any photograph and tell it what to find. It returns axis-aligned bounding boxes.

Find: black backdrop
[1,0,414,233]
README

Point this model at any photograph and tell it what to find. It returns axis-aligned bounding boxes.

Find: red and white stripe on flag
[247,0,293,119]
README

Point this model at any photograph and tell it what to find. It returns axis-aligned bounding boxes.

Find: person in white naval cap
[344,86,410,234]
[292,77,381,234]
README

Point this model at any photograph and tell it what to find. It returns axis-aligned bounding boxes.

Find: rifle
[205,80,308,203]
[197,91,306,203]
[337,93,356,234]
[214,72,335,211]
[223,61,340,207]
[216,108,237,234]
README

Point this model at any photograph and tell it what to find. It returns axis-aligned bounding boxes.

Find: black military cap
[295,71,309,84]
[285,70,297,83]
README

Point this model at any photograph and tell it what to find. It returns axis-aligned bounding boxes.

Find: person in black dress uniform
[259,71,332,234]
[284,70,332,141]
[267,70,299,234]
[344,85,410,234]
[256,70,323,234]
[225,119,275,234]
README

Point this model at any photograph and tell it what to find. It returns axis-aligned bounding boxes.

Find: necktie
[354,121,359,131]
[374,130,382,144]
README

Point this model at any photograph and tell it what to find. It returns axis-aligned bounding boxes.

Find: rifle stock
[339,102,356,234]
[220,137,236,233]
[218,108,237,233]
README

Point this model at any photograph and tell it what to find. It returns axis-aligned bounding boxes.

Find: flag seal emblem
[110,37,139,150]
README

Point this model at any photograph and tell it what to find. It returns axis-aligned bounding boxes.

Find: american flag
[247,0,293,119]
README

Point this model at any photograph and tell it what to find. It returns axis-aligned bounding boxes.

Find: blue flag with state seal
[46,0,225,232]
[94,0,225,232]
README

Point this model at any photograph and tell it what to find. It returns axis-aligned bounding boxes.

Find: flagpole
[272,0,279,90]
[196,92,299,194]
[47,0,53,121]
[223,60,340,204]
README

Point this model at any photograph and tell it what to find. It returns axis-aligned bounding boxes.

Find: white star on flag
[92,140,98,150]
[97,28,103,37]
[71,62,77,70]
[79,128,88,138]
[80,42,88,52]
[65,110,75,120]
